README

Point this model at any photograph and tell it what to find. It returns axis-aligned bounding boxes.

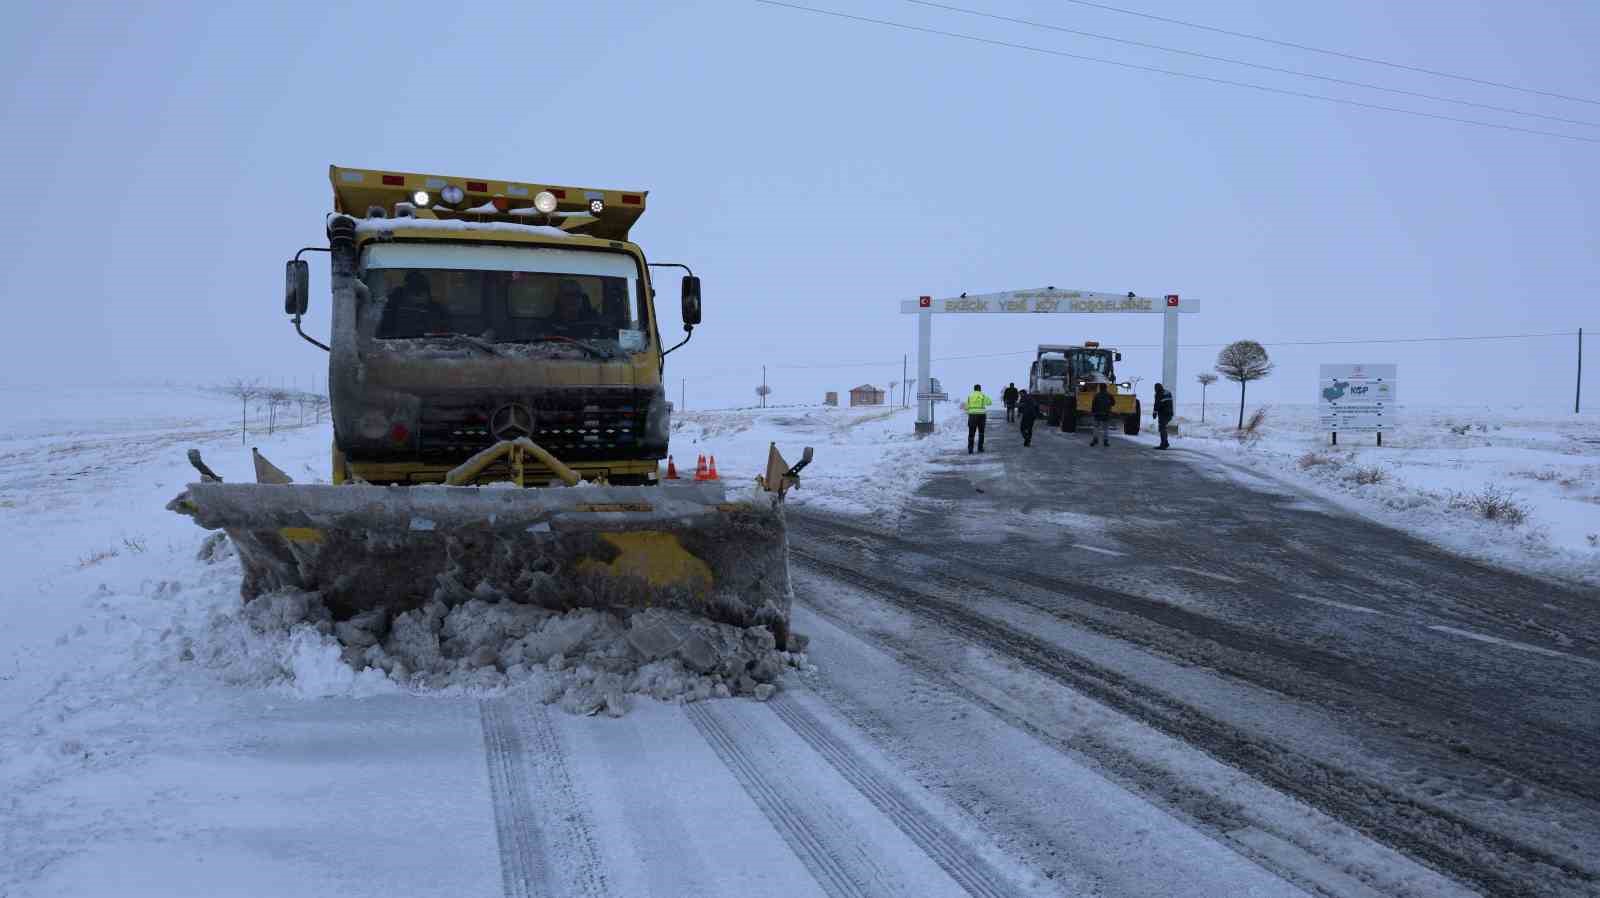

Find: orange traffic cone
[665,455,679,479]
[706,455,720,481]
[694,454,709,480]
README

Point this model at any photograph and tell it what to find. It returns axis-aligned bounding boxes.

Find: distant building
[849,384,885,407]
[824,391,839,406]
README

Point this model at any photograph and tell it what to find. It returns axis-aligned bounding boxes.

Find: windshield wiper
[420,332,503,357]
[532,335,613,360]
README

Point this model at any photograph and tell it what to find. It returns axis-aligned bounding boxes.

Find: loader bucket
[167,480,793,646]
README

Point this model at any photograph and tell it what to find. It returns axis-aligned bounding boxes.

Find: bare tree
[1195,372,1218,423]
[1215,341,1274,429]
[265,388,292,435]
[755,384,773,407]
[888,380,900,407]
[221,378,263,445]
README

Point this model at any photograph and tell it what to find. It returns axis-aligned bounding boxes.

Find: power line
[754,2,1600,144]
[680,330,1588,378]
[1049,0,1600,107]
[1076,330,1585,350]
[904,0,1600,129]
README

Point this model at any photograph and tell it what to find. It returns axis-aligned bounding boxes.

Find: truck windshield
[360,244,649,352]
[1038,357,1069,377]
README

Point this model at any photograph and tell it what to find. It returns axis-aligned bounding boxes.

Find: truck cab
[285,166,702,486]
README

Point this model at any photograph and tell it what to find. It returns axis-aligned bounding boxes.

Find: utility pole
[680,378,685,411]
[902,354,908,408]
[1578,327,1584,414]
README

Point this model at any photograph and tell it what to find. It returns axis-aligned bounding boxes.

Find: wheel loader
[169,166,811,646]
[1029,342,1141,435]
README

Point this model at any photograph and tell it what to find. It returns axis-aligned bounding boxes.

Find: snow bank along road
[1,393,1590,897]
[787,409,1599,898]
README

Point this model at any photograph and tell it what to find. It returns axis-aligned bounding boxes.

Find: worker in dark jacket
[1089,383,1114,447]
[1002,383,1019,423]
[1017,389,1039,446]
[1152,383,1175,449]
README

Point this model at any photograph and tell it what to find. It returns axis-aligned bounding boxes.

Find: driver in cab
[553,278,604,335]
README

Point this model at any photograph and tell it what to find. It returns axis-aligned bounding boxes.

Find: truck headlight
[644,390,670,445]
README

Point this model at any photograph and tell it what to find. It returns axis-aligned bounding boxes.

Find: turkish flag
[918,296,932,308]
[1165,294,1180,307]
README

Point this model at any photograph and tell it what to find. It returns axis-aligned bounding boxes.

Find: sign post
[901,288,1202,434]
[1319,364,1397,445]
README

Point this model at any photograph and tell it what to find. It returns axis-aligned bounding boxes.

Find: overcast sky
[3,0,1595,411]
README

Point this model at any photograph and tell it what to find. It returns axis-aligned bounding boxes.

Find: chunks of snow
[195,584,806,715]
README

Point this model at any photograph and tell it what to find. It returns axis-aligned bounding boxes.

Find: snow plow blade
[167,481,794,646]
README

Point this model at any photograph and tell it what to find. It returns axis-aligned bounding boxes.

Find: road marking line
[1295,594,1383,614]
[1427,625,1599,667]
[1072,543,1126,557]
[1169,565,1243,584]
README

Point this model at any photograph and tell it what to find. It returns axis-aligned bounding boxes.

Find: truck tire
[1063,408,1078,432]
[1123,413,1140,435]
[1047,403,1062,427]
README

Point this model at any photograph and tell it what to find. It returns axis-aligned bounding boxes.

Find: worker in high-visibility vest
[964,384,993,453]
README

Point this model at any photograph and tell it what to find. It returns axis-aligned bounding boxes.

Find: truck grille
[416,394,656,461]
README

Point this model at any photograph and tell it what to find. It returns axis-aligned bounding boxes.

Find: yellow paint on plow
[279,527,325,543]
[579,531,714,592]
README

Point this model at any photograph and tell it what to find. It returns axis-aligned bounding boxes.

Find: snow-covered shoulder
[1156,403,1600,588]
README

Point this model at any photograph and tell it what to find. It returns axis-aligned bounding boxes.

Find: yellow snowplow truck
[1034,342,1141,435]
[169,166,810,646]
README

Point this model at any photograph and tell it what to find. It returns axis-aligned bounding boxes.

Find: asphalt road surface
[788,410,1600,898]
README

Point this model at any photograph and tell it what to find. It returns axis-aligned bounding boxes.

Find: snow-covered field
[671,402,964,515]
[1144,402,1600,588]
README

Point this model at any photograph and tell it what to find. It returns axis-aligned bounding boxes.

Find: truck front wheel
[1063,408,1078,432]
[1123,413,1140,436]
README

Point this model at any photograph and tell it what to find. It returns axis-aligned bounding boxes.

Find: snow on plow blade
[167,481,793,646]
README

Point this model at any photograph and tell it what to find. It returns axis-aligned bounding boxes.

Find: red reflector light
[622,194,642,205]
[466,181,488,192]
[491,196,510,212]
[381,175,405,186]
[390,423,410,443]
[549,188,567,199]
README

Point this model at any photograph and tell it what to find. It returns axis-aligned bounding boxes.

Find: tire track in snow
[480,699,546,898]
[684,702,875,898]
[789,547,1593,898]
[479,698,607,898]
[768,695,1018,898]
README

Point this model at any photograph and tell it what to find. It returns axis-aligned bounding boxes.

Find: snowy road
[3,393,1591,897]
[785,410,1600,898]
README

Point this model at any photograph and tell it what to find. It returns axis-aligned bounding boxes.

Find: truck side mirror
[285,260,310,316]
[1114,352,1122,361]
[680,275,702,327]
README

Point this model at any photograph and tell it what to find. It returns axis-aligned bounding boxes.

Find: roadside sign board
[1319,364,1397,432]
